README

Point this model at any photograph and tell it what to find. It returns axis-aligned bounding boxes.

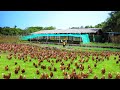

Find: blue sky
[0,11,111,29]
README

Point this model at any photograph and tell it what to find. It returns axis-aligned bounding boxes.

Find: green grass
[0,48,120,79]
[24,42,120,52]
[81,42,120,47]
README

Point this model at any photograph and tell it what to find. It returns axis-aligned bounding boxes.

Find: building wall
[109,34,120,43]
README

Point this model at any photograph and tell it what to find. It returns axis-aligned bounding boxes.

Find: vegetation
[0,26,56,36]
[94,11,120,32]
[84,11,120,32]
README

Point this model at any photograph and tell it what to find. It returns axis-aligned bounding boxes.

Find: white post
[59,36,60,43]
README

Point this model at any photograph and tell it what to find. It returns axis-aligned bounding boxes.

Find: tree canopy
[96,11,120,32]
[0,26,56,35]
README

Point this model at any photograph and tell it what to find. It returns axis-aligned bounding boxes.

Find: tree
[14,25,17,29]
[94,22,106,28]
[85,26,90,28]
[102,11,120,32]
[80,26,84,28]
[43,26,56,30]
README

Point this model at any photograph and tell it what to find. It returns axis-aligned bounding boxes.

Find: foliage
[95,11,120,32]
[0,26,56,35]
[84,25,94,28]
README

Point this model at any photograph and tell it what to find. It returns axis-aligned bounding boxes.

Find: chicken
[83,73,89,78]
[2,73,11,79]
[33,62,35,66]
[48,66,52,71]
[36,69,40,75]
[94,63,97,67]
[7,56,12,60]
[23,75,26,79]
[116,61,119,64]
[101,68,105,74]
[115,72,120,79]
[92,57,94,61]
[108,72,112,79]
[54,67,57,71]
[119,59,120,61]
[67,66,70,70]
[5,65,9,71]
[63,71,68,76]
[93,75,98,79]
[89,68,92,73]
[101,75,105,79]
[21,69,25,73]
[41,65,46,69]
[18,65,20,71]
[15,62,17,65]
[61,62,64,66]
[35,64,38,68]
[85,59,89,62]
[15,69,19,74]
[18,74,23,79]
[45,73,49,79]
[50,72,53,77]
[29,59,31,62]
[88,64,91,69]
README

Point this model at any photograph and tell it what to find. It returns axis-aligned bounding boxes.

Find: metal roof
[31,28,101,34]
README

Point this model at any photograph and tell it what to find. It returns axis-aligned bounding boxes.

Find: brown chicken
[101,75,105,79]
[108,72,112,79]
[101,68,105,74]
[93,75,98,79]
[2,73,11,79]
[21,69,25,73]
[50,72,53,77]
[5,65,9,71]
[15,62,17,65]
[36,69,40,74]
[94,63,97,67]
[115,72,120,79]
[15,69,19,74]
[88,64,91,69]
[48,66,52,71]
[89,68,92,73]
[18,74,23,79]
[54,67,57,71]
[116,61,119,64]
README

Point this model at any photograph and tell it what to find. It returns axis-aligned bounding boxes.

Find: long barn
[21,28,102,44]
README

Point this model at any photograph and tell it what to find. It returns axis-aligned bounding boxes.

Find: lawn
[25,42,120,52]
[0,43,120,79]
[80,42,120,47]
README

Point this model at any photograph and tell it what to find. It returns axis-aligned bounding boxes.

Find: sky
[0,11,111,29]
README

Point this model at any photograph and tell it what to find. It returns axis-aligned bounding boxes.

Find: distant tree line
[70,11,120,32]
[0,26,56,35]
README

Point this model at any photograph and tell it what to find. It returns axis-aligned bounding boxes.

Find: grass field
[0,36,120,79]
[27,42,120,52]
[0,43,120,79]
[80,42,120,47]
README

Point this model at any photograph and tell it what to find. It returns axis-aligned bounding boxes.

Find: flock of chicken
[0,43,120,79]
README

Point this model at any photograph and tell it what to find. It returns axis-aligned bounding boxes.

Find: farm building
[104,32,120,43]
[21,28,103,44]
